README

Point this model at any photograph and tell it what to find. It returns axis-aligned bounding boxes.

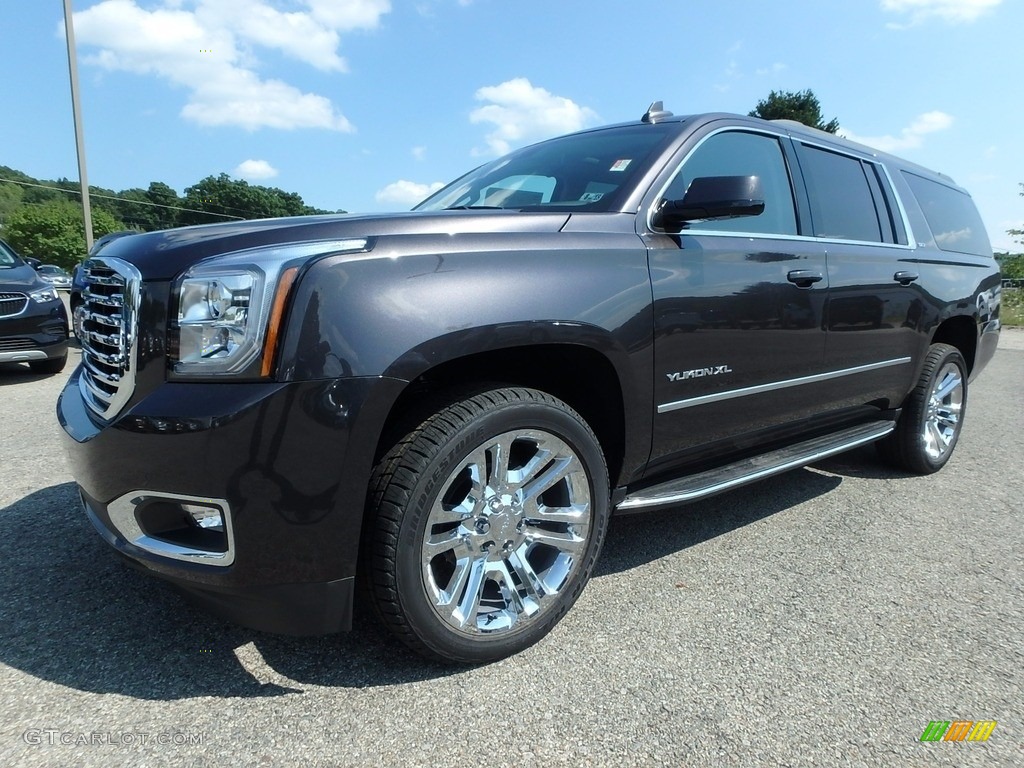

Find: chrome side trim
[645,124,918,250]
[105,491,235,566]
[657,357,912,414]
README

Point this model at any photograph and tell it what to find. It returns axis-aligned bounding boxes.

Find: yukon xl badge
[666,365,733,382]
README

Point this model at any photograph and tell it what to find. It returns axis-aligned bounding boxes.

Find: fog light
[184,504,224,532]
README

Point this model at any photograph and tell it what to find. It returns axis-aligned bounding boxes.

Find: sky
[1,0,1021,250]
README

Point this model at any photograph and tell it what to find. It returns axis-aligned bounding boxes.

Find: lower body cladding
[57,368,406,635]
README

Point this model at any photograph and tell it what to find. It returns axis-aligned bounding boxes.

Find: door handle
[787,269,824,287]
[894,270,919,285]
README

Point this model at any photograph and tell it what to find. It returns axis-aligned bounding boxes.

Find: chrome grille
[78,257,142,419]
[0,292,28,318]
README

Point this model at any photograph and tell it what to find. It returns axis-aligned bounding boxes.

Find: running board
[616,421,895,513]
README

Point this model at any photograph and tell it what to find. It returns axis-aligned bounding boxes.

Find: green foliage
[179,174,331,226]
[0,165,338,239]
[0,182,23,226]
[1002,288,1024,326]
[749,89,840,133]
[1009,183,1023,246]
[995,252,1024,279]
[3,200,123,269]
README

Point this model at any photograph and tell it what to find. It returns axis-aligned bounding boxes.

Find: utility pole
[63,0,94,252]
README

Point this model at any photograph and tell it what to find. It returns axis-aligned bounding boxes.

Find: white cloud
[755,62,787,76]
[881,0,1002,24]
[470,78,598,156]
[70,0,390,132]
[375,180,445,206]
[412,146,427,161]
[841,111,954,153]
[233,159,278,180]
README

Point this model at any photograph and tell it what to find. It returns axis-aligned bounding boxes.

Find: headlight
[172,239,367,377]
[29,287,60,303]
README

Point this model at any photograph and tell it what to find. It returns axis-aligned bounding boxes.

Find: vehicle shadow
[0,362,58,385]
[0,470,842,699]
[596,466,842,577]
[810,443,916,480]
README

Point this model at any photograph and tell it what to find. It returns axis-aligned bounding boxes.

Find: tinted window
[798,144,882,242]
[664,131,797,235]
[903,172,991,256]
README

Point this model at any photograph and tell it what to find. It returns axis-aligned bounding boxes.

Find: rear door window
[797,145,884,243]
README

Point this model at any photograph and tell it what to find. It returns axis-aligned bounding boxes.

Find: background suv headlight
[172,239,367,377]
[29,287,60,303]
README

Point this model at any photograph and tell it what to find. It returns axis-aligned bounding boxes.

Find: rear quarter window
[902,172,991,256]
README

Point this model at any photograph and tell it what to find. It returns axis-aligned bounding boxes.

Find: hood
[0,263,49,292]
[92,210,571,281]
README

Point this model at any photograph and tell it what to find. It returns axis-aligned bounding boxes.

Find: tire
[877,343,967,474]
[365,387,610,664]
[29,353,68,375]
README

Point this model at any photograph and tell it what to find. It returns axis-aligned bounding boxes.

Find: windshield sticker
[609,159,632,172]
[580,192,604,202]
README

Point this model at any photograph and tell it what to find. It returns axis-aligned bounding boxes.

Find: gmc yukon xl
[58,105,1001,663]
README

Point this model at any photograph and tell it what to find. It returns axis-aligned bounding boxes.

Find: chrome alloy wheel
[421,429,591,636]
[922,361,963,460]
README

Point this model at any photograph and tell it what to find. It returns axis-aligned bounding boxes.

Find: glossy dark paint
[57,112,1001,635]
[0,251,69,362]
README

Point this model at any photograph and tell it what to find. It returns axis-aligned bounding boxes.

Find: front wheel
[877,343,967,474]
[365,387,609,663]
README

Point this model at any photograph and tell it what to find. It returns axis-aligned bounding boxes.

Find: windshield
[415,123,679,213]
[0,240,21,269]
[38,265,66,275]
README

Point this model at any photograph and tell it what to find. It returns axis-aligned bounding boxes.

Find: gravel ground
[0,327,1021,767]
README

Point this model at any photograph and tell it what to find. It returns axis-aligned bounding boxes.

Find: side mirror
[655,175,765,229]
[25,256,41,269]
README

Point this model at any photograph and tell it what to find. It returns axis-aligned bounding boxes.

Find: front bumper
[0,298,68,363]
[58,367,405,635]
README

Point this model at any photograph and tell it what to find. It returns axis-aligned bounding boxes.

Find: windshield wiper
[444,205,505,210]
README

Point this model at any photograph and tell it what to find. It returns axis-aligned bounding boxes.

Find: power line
[0,177,246,220]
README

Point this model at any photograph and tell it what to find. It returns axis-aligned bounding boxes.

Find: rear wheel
[365,387,609,663]
[877,343,967,474]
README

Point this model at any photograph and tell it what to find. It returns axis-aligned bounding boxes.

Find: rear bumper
[58,367,406,634]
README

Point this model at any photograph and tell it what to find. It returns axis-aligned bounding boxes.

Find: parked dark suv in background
[59,105,1000,663]
[0,238,69,374]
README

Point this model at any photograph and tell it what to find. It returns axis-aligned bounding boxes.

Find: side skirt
[616,420,895,513]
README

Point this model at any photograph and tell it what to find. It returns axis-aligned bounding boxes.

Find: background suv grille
[0,292,28,318]
[78,258,142,419]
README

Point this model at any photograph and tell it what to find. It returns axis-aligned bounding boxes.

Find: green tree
[749,89,840,133]
[996,254,1024,278]
[0,182,23,227]
[1008,183,1023,246]
[179,173,332,226]
[3,200,123,269]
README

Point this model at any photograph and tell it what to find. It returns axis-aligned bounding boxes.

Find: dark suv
[58,106,1000,663]
[0,239,69,374]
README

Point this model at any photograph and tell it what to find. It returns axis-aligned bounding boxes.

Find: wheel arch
[930,314,977,375]
[374,342,630,489]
